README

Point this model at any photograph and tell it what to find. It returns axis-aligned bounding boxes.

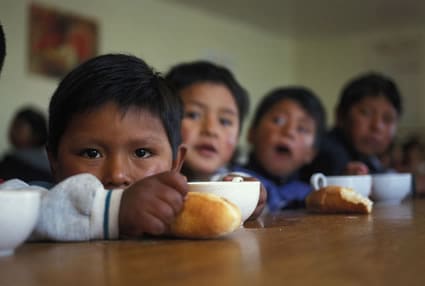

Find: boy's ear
[172,144,187,173]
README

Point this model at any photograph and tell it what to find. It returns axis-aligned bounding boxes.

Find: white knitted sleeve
[0,174,123,241]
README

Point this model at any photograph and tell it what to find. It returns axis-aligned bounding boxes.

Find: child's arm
[35,171,188,240]
[1,172,188,241]
[0,174,116,241]
[36,174,123,241]
[119,171,188,237]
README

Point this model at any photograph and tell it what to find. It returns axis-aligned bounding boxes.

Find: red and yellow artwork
[29,3,98,78]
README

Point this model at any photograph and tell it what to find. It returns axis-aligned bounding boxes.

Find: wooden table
[1,199,425,286]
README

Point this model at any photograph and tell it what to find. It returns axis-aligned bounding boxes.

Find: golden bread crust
[170,192,242,239]
[306,185,373,214]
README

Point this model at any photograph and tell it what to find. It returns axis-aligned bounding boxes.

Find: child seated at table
[165,61,249,181]
[165,61,266,219]
[0,106,52,182]
[300,72,402,178]
[0,54,187,241]
[234,87,326,212]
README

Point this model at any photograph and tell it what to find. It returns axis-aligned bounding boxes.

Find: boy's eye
[358,107,372,117]
[219,117,234,127]
[184,111,201,120]
[81,149,101,159]
[297,124,313,134]
[273,116,286,126]
[134,148,151,158]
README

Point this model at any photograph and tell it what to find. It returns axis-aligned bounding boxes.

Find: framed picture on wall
[28,2,98,78]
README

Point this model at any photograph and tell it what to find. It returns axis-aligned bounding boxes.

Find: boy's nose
[371,115,385,131]
[103,156,132,189]
[201,115,219,136]
[280,121,296,138]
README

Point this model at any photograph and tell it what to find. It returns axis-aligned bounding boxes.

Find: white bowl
[187,180,260,222]
[0,190,40,256]
[371,173,412,204]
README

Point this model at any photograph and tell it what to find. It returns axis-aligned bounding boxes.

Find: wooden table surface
[1,199,425,286]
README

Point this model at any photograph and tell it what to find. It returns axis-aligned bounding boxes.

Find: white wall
[1,0,424,155]
[0,0,295,153]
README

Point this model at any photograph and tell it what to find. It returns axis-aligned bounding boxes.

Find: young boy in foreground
[0,54,187,240]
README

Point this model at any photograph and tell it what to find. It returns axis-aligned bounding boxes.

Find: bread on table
[306,185,373,214]
[170,192,242,239]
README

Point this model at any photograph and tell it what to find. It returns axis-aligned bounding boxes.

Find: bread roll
[306,185,373,214]
[170,192,242,239]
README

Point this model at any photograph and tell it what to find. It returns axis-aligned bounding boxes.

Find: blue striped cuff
[103,190,113,240]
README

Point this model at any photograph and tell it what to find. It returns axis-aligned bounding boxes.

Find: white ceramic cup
[0,190,41,257]
[187,179,260,222]
[310,173,372,198]
[371,173,412,204]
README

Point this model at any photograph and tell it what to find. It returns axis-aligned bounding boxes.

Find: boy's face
[180,82,239,178]
[248,99,316,178]
[48,102,183,189]
[341,95,398,156]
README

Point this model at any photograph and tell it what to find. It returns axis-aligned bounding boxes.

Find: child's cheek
[226,128,239,146]
[303,135,314,147]
[227,136,236,146]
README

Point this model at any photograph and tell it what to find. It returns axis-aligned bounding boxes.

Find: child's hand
[345,161,369,175]
[222,174,267,220]
[118,171,188,237]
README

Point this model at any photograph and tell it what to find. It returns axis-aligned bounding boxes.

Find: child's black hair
[12,106,48,147]
[165,61,249,133]
[48,54,183,159]
[337,72,402,119]
[250,87,326,149]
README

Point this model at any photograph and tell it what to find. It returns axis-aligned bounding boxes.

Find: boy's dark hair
[0,23,5,74]
[48,54,183,159]
[165,61,249,133]
[337,72,402,120]
[13,107,48,147]
[250,87,326,149]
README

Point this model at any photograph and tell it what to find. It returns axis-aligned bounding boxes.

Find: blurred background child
[0,106,52,182]
[165,61,266,219]
[165,61,249,181]
[300,72,402,179]
[234,87,326,211]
